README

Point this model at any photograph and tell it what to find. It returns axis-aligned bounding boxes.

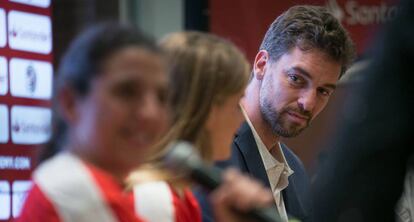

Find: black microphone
[163,141,283,222]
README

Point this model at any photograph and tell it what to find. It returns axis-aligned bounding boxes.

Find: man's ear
[57,87,79,125]
[253,50,270,81]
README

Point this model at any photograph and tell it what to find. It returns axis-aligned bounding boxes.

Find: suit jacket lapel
[233,122,272,188]
[281,144,308,220]
[283,178,306,219]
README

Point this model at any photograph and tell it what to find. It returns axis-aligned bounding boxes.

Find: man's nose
[297,90,317,113]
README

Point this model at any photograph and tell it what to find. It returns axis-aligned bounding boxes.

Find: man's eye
[318,88,331,97]
[289,75,298,81]
[288,74,303,85]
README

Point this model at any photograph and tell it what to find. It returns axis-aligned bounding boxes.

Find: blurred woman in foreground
[18,22,169,222]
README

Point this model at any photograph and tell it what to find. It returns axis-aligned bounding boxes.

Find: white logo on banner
[11,105,51,144]
[10,58,53,100]
[8,10,52,54]
[0,9,6,48]
[326,0,399,25]
[0,57,7,95]
[0,181,11,220]
[12,181,33,218]
[0,105,8,143]
[9,0,51,8]
[0,156,31,170]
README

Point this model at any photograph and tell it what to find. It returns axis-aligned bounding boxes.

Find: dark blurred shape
[53,0,119,70]
[311,0,414,221]
[184,0,209,31]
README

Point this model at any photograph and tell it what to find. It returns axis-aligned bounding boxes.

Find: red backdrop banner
[210,0,399,61]
[0,1,53,221]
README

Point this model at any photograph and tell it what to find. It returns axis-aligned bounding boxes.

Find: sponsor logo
[0,9,6,48]
[12,180,33,218]
[26,65,36,94]
[11,105,51,144]
[10,0,51,8]
[0,156,31,170]
[0,105,8,143]
[0,57,7,95]
[8,10,52,54]
[0,181,11,220]
[10,58,53,99]
[326,0,399,25]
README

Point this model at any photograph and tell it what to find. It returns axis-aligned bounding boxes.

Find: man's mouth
[286,111,310,122]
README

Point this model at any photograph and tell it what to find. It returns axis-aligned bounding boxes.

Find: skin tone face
[206,91,245,161]
[62,46,169,181]
[256,46,341,138]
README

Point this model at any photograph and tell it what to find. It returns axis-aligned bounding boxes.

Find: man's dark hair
[260,5,355,76]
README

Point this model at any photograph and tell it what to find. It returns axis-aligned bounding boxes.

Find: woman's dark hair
[39,22,160,162]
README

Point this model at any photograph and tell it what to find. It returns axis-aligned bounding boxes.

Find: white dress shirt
[397,168,414,222]
[242,107,294,222]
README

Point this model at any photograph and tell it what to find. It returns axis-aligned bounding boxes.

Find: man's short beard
[259,98,308,138]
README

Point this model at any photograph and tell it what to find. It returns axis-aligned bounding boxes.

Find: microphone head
[163,140,202,173]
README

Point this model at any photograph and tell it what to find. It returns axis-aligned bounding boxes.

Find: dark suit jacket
[195,122,312,222]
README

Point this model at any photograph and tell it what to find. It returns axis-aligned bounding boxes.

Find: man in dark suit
[227,122,311,221]
[196,5,355,222]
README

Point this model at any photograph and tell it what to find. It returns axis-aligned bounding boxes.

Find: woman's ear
[57,87,79,125]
